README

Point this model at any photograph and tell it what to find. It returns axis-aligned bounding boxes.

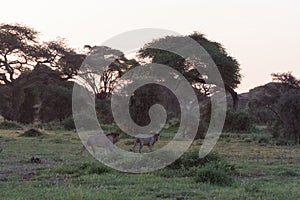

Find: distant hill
[226,82,290,111]
[225,92,249,110]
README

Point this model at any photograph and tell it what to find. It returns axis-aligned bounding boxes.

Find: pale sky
[1,0,299,93]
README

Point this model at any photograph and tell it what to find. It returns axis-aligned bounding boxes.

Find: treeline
[0,24,84,123]
[0,23,241,128]
[1,23,299,145]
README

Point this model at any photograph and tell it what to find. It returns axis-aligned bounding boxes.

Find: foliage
[81,46,138,99]
[248,73,300,145]
[19,129,45,137]
[0,65,73,124]
[0,121,23,130]
[0,24,83,85]
[0,23,84,124]
[194,165,234,186]
[278,89,300,145]
[223,109,254,133]
[258,136,270,144]
[129,84,180,126]
[248,82,288,124]
[0,24,39,84]
[272,72,300,89]
[268,120,282,139]
[165,151,235,186]
[62,117,75,130]
[138,32,242,109]
[167,151,221,170]
[39,83,73,123]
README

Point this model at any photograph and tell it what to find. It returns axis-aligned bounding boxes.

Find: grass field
[0,128,300,200]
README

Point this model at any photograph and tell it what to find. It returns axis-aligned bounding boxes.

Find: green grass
[0,129,300,199]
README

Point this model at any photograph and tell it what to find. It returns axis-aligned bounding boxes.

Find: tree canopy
[0,23,84,85]
[0,65,73,123]
[0,23,244,127]
[80,46,139,99]
[138,32,242,109]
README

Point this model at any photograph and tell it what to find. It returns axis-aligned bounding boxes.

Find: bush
[0,121,23,130]
[19,129,45,137]
[63,117,75,130]
[194,166,234,186]
[278,89,300,145]
[275,138,291,146]
[269,120,282,139]
[258,136,270,144]
[34,122,62,131]
[223,110,255,133]
[161,150,236,186]
[167,151,221,170]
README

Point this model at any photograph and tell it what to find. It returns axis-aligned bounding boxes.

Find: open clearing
[0,129,300,200]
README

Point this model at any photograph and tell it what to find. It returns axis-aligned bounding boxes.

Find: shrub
[269,120,282,139]
[167,151,221,170]
[194,166,234,186]
[161,151,236,186]
[275,138,291,146]
[63,117,75,130]
[223,110,255,133]
[278,89,300,145]
[258,136,270,144]
[19,129,45,137]
[0,121,23,130]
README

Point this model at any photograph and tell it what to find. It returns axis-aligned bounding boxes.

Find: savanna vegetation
[0,23,299,199]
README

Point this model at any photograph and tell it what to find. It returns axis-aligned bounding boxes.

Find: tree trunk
[225,85,238,110]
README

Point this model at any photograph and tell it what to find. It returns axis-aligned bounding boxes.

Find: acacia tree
[272,72,300,89]
[0,24,85,121]
[80,45,139,99]
[0,24,40,84]
[40,40,85,80]
[0,24,84,85]
[138,32,242,109]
